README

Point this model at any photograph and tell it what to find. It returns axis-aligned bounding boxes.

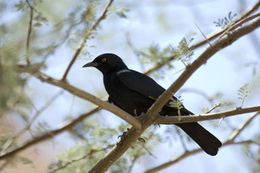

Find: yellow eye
[101,58,107,62]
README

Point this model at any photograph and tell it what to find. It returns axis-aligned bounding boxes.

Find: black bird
[83,53,222,156]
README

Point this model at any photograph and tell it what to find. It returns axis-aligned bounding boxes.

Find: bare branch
[49,145,114,173]
[0,91,63,153]
[206,103,221,113]
[144,140,259,173]
[16,8,259,134]
[30,91,64,129]
[145,15,260,122]
[25,0,36,65]
[228,111,259,141]
[16,65,142,129]
[127,134,155,173]
[62,0,114,81]
[156,106,260,124]
[239,1,260,21]
[146,111,260,173]
[89,14,260,173]
[224,13,260,34]
[15,6,260,173]
[144,1,260,75]
[0,107,99,160]
[89,127,146,173]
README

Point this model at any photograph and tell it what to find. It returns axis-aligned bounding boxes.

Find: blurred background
[0,0,259,172]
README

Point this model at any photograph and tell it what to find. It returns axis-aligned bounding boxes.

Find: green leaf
[213,11,237,29]
[169,98,183,119]
[14,1,25,11]
[33,22,42,27]
[237,83,249,106]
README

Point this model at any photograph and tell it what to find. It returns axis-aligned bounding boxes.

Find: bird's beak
[82,62,98,68]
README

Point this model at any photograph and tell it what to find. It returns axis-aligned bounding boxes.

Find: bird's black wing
[117,69,193,115]
[117,69,165,99]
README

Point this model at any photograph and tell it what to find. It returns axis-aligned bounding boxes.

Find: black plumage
[83,53,222,156]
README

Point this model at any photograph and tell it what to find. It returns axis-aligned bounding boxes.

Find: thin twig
[145,16,260,124]
[15,16,260,173]
[16,2,260,135]
[0,90,63,153]
[177,132,188,152]
[156,106,260,124]
[146,111,260,173]
[144,140,259,173]
[220,13,260,38]
[30,90,64,129]
[190,1,260,50]
[49,145,114,173]
[146,112,260,173]
[17,65,142,129]
[25,0,36,65]
[0,107,100,160]
[89,14,260,173]
[62,0,114,81]
[194,23,212,47]
[206,103,221,113]
[144,1,260,75]
[39,8,91,66]
[238,1,260,21]
[228,111,259,142]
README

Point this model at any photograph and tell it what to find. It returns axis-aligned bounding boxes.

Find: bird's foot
[118,128,130,140]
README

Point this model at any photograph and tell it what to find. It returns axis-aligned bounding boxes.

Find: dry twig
[10,2,260,172]
[89,13,260,173]
[145,112,259,173]
[144,1,260,75]
[25,0,36,65]
[0,107,99,160]
[156,106,260,124]
[17,65,142,129]
[62,0,114,81]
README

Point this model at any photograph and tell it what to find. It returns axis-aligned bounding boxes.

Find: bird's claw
[117,128,130,140]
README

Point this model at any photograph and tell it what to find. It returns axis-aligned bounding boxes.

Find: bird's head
[83,53,128,74]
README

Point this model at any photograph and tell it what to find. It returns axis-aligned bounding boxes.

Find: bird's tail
[177,123,222,156]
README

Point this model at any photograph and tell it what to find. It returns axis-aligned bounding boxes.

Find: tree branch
[0,107,99,160]
[17,11,260,134]
[146,112,259,173]
[228,111,259,142]
[15,7,260,173]
[89,14,260,173]
[25,0,36,65]
[144,140,259,173]
[144,1,260,75]
[17,65,142,129]
[89,126,146,173]
[49,144,114,173]
[0,91,63,154]
[61,0,114,81]
[145,15,260,121]
[156,106,260,124]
